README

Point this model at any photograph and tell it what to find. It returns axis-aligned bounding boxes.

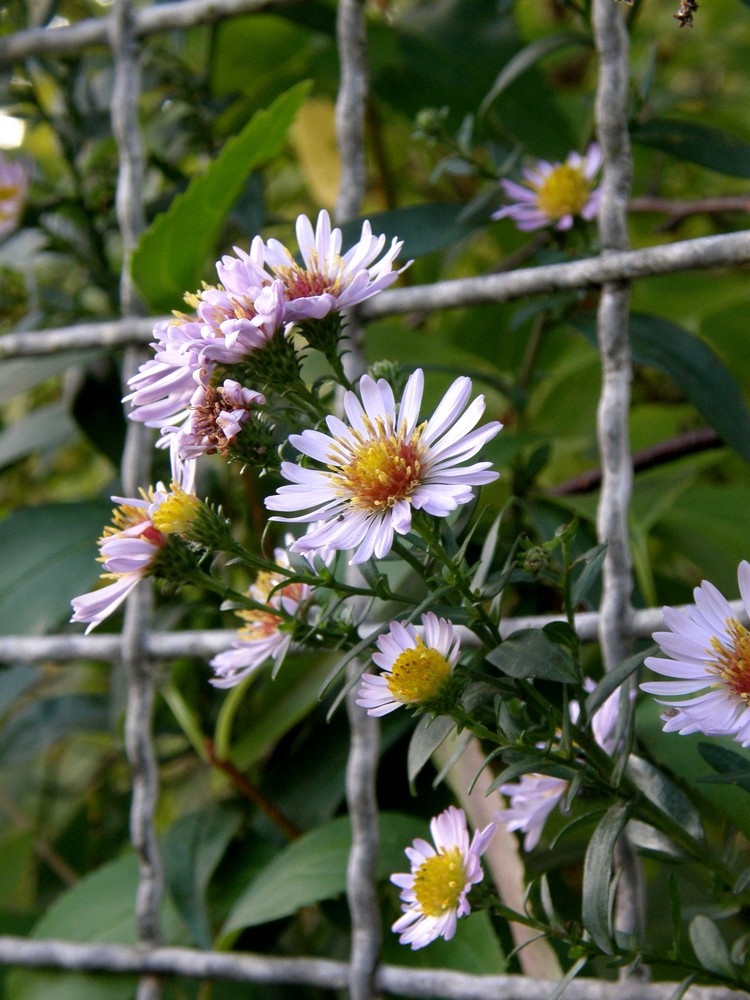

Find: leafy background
[1,0,750,995]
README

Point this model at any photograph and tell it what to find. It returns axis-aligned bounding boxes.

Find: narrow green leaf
[689,915,734,977]
[632,119,750,178]
[132,82,310,311]
[479,32,591,118]
[585,649,650,717]
[221,812,423,935]
[627,755,704,843]
[486,628,579,683]
[697,742,750,792]
[574,313,750,464]
[581,802,631,954]
[407,714,456,785]
[571,541,607,608]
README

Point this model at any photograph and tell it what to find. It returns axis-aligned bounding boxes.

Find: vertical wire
[334,2,382,998]
[592,0,647,963]
[109,3,163,998]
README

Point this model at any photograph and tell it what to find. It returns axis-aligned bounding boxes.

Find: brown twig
[204,739,301,841]
[551,426,722,495]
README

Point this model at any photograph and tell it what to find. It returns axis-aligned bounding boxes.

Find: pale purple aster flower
[265,368,502,565]
[499,683,621,851]
[641,561,750,747]
[356,612,460,716]
[71,490,167,633]
[492,144,602,232]
[165,378,265,460]
[0,154,27,240]
[261,209,410,322]
[391,805,495,950]
[209,546,312,688]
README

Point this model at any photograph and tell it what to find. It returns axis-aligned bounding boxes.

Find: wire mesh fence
[0,1,749,998]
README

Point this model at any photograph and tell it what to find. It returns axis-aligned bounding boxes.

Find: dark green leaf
[407,714,456,785]
[162,807,242,949]
[71,359,127,467]
[0,403,76,469]
[581,801,631,954]
[0,695,110,765]
[571,542,607,608]
[0,501,112,636]
[132,82,310,311]
[340,203,481,261]
[585,648,652,717]
[221,812,423,935]
[486,628,579,683]
[689,915,734,977]
[697,743,750,792]
[574,313,750,464]
[632,119,750,178]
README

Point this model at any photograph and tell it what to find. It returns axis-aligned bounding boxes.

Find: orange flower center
[708,618,750,703]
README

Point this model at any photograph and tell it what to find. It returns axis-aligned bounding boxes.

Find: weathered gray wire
[0,0,297,65]
[110,4,163,998]
[0,936,745,1000]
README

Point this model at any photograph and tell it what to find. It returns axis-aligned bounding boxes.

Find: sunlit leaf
[689,915,734,977]
[581,802,631,954]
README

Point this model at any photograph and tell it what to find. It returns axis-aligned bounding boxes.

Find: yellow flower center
[533,163,590,220]
[708,618,750,702]
[150,485,202,534]
[387,636,452,704]
[235,570,306,639]
[330,418,425,511]
[413,848,467,917]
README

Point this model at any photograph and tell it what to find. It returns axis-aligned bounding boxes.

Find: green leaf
[341,203,481,261]
[407,714,456,785]
[584,648,651,716]
[162,807,242,948]
[132,82,310,311]
[0,695,110,766]
[689,915,734,977]
[221,812,423,935]
[380,909,506,974]
[632,119,750,178]
[0,403,77,470]
[0,351,101,405]
[0,501,112,635]
[571,541,607,608]
[478,32,591,119]
[626,755,704,842]
[574,313,750,463]
[697,743,750,793]
[486,628,579,683]
[581,801,631,954]
[5,853,185,1000]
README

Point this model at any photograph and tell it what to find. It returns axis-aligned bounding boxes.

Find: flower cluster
[493,144,601,232]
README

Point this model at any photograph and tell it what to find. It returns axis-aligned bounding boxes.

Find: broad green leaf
[162,807,242,948]
[486,628,579,683]
[581,801,631,954]
[0,694,110,766]
[571,541,607,608]
[689,915,734,977]
[0,501,112,635]
[222,812,423,935]
[0,403,77,469]
[6,853,185,1000]
[407,714,456,785]
[380,909,506,974]
[575,313,750,463]
[632,119,750,178]
[132,82,310,311]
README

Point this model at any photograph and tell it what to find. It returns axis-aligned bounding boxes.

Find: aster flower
[70,479,194,633]
[356,612,461,716]
[166,378,265,460]
[209,546,313,689]
[391,805,495,949]
[265,368,502,565]
[641,561,750,747]
[492,144,602,232]
[0,154,27,240]
[499,683,621,851]
[260,209,410,322]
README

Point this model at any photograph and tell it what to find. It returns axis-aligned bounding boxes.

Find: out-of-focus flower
[265,368,501,564]
[0,155,27,240]
[70,479,194,633]
[499,683,621,851]
[209,546,312,688]
[641,561,750,747]
[356,612,460,716]
[492,144,601,232]
[391,805,495,950]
